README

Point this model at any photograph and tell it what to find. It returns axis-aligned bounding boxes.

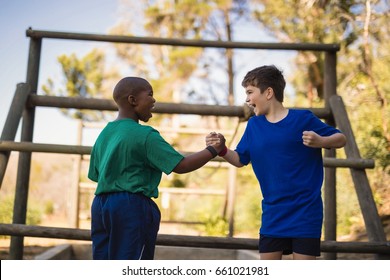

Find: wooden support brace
[0,83,30,188]
[329,95,387,248]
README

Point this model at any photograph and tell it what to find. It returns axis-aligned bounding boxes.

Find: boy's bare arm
[220,148,244,167]
[302,131,347,149]
[173,137,225,174]
[206,132,244,167]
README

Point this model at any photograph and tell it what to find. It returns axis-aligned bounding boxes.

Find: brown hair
[241,65,286,102]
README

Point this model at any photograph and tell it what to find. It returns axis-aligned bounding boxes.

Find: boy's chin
[142,114,152,122]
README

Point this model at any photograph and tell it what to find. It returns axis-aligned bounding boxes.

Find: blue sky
[0,0,296,146]
[0,0,119,145]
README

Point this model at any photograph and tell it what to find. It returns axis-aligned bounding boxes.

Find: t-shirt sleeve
[306,110,341,136]
[235,123,251,166]
[145,129,185,174]
[88,146,99,182]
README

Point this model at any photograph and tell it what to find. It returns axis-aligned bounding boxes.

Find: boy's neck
[116,110,139,123]
[265,103,288,123]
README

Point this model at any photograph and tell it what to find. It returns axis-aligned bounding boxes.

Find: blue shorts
[91,192,161,260]
[259,235,321,256]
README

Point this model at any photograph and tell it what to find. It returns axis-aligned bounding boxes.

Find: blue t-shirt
[236,109,341,238]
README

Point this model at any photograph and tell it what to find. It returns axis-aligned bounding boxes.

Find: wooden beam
[0,224,389,255]
[0,141,92,155]
[26,28,340,51]
[28,94,332,119]
[0,141,375,169]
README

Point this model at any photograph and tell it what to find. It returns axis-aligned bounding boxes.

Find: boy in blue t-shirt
[207,65,346,260]
[88,77,224,260]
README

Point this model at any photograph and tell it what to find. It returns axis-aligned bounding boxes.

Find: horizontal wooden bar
[28,94,118,111]
[0,141,375,169]
[0,141,92,155]
[0,224,389,254]
[79,182,226,195]
[26,28,340,52]
[28,94,247,118]
[324,157,375,169]
[28,94,332,119]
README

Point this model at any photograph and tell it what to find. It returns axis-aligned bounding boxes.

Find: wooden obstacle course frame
[0,28,387,259]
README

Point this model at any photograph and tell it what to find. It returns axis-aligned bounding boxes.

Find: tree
[42,48,118,121]
[250,0,360,105]
[110,0,250,105]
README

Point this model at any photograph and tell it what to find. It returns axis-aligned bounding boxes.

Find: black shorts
[259,235,321,256]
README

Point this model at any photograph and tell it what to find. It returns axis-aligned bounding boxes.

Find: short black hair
[113,77,152,103]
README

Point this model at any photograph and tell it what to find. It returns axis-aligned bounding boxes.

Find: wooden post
[329,95,387,259]
[226,165,237,237]
[69,120,83,228]
[9,37,41,260]
[0,83,30,188]
[323,51,338,260]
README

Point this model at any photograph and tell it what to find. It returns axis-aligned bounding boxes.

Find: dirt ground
[0,244,51,260]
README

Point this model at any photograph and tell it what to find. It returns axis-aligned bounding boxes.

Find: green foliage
[362,128,390,172]
[234,165,262,236]
[172,178,186,188]
[0,196,42,226]
[251,0,357,101]
[42,48,113,121]
[44,200,55,216]
[335,168,362,236]
[144,0,212,38]
[111,0,250,105]
[26,204,42,226]
[0,196,14,224]
[200,214,229,236]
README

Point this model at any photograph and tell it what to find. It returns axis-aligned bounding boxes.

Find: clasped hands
[206,132,227,156]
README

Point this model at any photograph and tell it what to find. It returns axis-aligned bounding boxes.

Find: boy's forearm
[322,133,347,149]
[221,149,244,167]
[173,146,221,174]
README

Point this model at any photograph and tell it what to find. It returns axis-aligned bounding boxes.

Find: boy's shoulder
[290,108,313,115]
[103,120,158,137]
[289,109,316,119]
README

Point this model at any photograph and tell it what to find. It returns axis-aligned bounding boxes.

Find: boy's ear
[266,87,274,100]
[127,95,137,105]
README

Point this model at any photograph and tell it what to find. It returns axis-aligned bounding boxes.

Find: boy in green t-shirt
[88,77,224,260]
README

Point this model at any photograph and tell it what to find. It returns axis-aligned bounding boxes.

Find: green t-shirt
[88,119,184,198]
